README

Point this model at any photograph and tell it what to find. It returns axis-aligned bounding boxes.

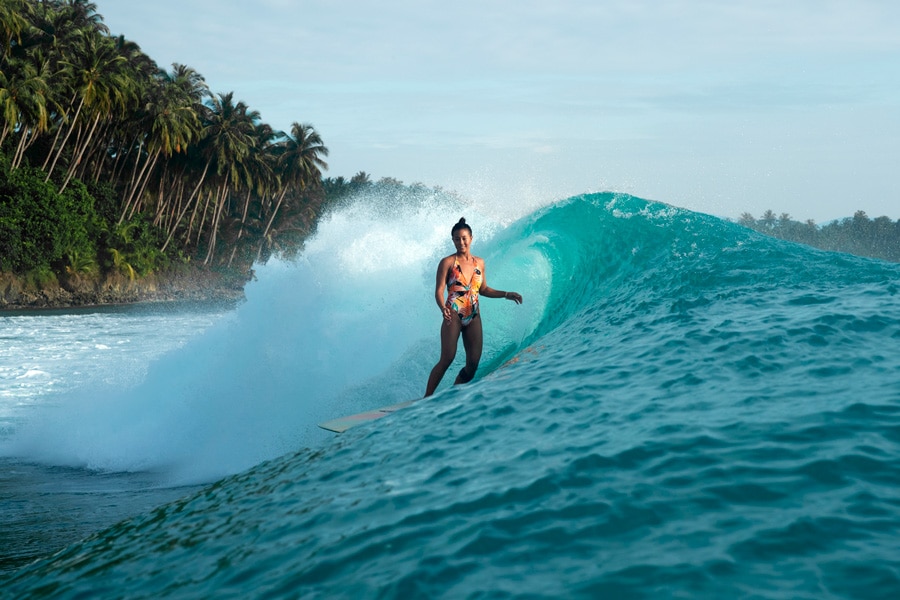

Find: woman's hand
[442,306,453,321]
[504,291,523,304]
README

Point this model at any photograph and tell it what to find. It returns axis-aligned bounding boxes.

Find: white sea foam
[0,191,544,484]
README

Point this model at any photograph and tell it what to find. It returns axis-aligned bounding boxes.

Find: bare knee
[439,350,457,368]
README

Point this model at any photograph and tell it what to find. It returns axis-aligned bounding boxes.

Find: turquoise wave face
[488,193,897,364]
[6,194,900,597]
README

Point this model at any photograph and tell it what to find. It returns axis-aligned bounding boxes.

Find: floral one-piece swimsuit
[446,257,483,326]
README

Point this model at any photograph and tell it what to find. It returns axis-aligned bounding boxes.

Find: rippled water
[2,194,899,598]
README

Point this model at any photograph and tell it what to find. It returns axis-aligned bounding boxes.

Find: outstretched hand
[506,292,523,304]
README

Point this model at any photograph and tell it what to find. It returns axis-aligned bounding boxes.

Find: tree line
[1,0,330,284]
[737,209,900,263]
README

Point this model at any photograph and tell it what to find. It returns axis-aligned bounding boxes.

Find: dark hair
[451,218,472,236]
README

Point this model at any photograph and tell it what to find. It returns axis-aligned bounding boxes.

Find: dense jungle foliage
[1,0,333,283]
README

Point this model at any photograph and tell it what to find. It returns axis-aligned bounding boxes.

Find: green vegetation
[737,210,900,263]
[1,0,330,287]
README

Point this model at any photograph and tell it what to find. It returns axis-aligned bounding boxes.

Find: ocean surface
[1,192,899,599]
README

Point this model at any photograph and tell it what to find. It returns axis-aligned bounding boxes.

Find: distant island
[736,210,900,264]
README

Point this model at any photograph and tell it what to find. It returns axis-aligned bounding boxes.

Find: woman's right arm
[434,257,451,319]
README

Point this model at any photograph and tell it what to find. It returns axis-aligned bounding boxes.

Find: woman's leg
[424,314,462,396]
[455,314,483,384]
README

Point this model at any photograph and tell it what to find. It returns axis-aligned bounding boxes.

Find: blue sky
[99,1,900,221]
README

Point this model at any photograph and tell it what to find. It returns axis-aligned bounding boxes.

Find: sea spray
[2,190,547,484]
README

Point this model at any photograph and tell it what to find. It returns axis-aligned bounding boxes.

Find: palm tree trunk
[262,187,289,239]
[11,127,30,169]
[59,112,103,194]
[19,126,41,163]
[153,165,172,226]
[110,131,140,184]
[162,161,210,253]
[183,159,213,246]
[161,177,185,232]
[151,162,172,226]
[204,183,229,265]
[42,93,78,173]
[118,138,146,216]
[78,117,113,182]
[192,188,215,252]
[237,187,253,239]
[119,147,158,224]
[127,150,161,221]
[91,140,108,182]
[45,96,85,181]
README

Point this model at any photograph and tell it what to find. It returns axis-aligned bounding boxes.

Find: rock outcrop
[0,267,249,311]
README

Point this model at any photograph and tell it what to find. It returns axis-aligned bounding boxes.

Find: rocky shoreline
[0,266,250,312]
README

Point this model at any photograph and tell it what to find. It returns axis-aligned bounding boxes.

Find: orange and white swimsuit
[446,257,483,326]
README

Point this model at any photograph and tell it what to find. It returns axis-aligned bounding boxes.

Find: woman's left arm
[479,261,523,304]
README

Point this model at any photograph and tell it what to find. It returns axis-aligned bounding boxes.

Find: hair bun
[457,217,466,224]
[451,218,472,236]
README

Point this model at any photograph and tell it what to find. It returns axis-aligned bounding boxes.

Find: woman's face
[452,230,472,254]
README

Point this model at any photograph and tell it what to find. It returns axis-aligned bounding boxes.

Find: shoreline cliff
[0,266,250,312]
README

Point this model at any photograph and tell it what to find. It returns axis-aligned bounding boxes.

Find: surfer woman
[424,218,523,397]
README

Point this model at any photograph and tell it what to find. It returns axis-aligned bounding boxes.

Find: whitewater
[1,192,899,598]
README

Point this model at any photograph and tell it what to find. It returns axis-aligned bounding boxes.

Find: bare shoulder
[437,254,456,271]
[475,256,486,270]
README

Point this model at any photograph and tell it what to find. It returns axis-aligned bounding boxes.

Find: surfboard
[317,400,417,433]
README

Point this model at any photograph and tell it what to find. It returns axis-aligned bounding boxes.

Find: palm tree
[194,92,259,263]
[2,1,332,279]
[144,64,209,227]
[262,121,328,240]
[0,56,45,142]
[2,57,53,169]
[118,67,203,222]
[65,0,109,36]
[98,36,169,191]
[0,0,31,61]
[236,122,276,237]
[44,29,127,188]
[737,213,757,229]
[169,63,210,107]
